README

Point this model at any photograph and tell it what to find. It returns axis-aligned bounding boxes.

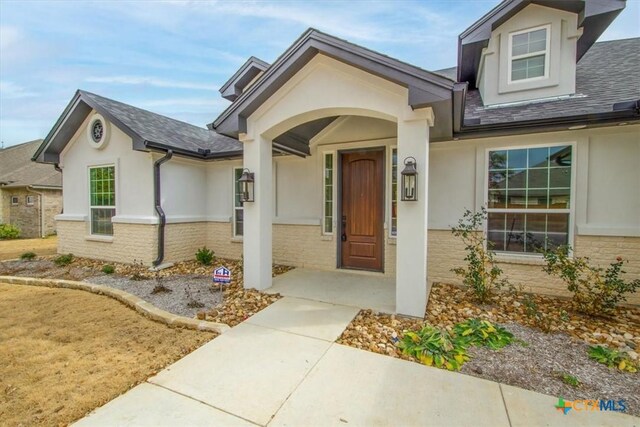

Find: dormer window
[508,25,550,83]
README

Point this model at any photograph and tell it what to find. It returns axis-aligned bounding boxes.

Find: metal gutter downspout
[152,150,173,266]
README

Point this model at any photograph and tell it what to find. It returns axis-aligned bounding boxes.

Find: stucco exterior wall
[428,125,640,234]
[58,110,155,222]
[478,4,579,105]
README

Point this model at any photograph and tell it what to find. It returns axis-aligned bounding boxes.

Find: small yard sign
[213,266,231,285]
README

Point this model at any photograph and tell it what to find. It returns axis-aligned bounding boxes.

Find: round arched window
[87,114,110,149]
[91,120,104,143]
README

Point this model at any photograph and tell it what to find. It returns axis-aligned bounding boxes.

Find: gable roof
[0,140,61,188]
[458,0,626,88]
[219,56,270,102]
[211,28,456,142]
[33,90,242,164]
[459,38,640,133]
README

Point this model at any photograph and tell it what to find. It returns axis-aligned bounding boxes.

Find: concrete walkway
[268,268,395,313]
[75,297,637,427]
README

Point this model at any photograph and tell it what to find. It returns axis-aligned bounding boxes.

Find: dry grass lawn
[0,283,215,426]
[0,237,58,261]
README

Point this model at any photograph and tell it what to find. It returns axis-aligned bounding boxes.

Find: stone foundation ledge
[0,276,230,334]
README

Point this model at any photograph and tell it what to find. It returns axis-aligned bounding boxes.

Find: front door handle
[342,215,347,241]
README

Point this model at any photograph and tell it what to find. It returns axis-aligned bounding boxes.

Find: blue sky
[1,0,638,147]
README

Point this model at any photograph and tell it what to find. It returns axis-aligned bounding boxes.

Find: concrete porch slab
[245,297,360,341]
[148,322,330,426]
[268,268,395,313]
[270,343,511,427]
[501,384,638,427]
[73,382,252,427]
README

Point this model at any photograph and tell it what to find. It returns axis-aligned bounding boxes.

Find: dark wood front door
[340,149,384,271]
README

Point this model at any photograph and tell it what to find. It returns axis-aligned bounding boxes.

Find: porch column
[242,134,273,290]
[396,117,430,317]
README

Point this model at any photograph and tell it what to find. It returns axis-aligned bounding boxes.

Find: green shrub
[560,373,580,387]
[195,247,214,265]
[102,264,115,274]
[20,251,37,261]
[54,253,74,267]
[398,325,469,371]
[453,319,514,350]
[451,208,508,303]
[0,223,21,240]
[588,345,637,373]
[543,246,640,316]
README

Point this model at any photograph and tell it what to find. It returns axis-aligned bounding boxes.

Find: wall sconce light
[401,157,418,201]
[238,168,255,202]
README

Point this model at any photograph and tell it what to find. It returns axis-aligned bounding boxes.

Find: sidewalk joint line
[499,383,513,427]
[265,342,335,426]
[146,381,264,427]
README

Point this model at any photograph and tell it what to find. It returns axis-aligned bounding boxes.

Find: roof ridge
[0,139,43,151]
[78,90,214,132]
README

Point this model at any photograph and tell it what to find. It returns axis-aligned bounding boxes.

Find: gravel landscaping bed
[338,282,640,416]
[88,274,221,318]
[0,257,293,322]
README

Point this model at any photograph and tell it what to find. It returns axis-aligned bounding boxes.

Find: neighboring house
[33,0,639,316]
[0,140,62,238]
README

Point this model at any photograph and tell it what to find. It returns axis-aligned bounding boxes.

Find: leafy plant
[560,373,580,387]
[543,246,640,316]
[195,247,215,266]
[101,264,115,274]
[522,294,553,333]
[0,223,20,240]
[20,251,37,261]
[453,319,514,350]
[588,345,637,373]
[451,208,508,303]
[53,253,74,267]
[398,325,469,371]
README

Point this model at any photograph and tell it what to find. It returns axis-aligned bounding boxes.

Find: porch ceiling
[273,116,338,156]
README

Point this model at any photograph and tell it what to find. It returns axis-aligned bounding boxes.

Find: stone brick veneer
[56,220,157,264]
[427,230,640,305]
[56,219,640,304]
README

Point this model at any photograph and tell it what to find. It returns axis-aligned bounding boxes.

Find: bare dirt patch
[338,283,640,416]
[0,282,215,426]
[0,236,57,261]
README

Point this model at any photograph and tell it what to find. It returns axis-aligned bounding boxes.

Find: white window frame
[388,145,398,238]
[321,151,336,235]
[26,195,35,206]
[10,196,19,206]
[507,24,551,84]
[484,142,577,257]
[88,164,116,236]
[232,167,244,238]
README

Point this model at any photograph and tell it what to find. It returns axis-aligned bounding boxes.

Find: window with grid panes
[487,145,572,254]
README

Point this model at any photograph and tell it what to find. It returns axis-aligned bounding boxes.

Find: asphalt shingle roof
[461,38,640,125]
[80,91,242,155]
[0,140,61,188]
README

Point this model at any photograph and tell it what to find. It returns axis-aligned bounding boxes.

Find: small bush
[543,246,640,316]
[20,251,37,261]
[53,253,74,266]
[0,223,21,240]
[560,373,580,387]
[451,208,508,303]
[522,294,553,333]
[102,265,115,274]
[398,325,469,371]
[195,247,214,265]
[588,345,637,373]
[453,319,514,350]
